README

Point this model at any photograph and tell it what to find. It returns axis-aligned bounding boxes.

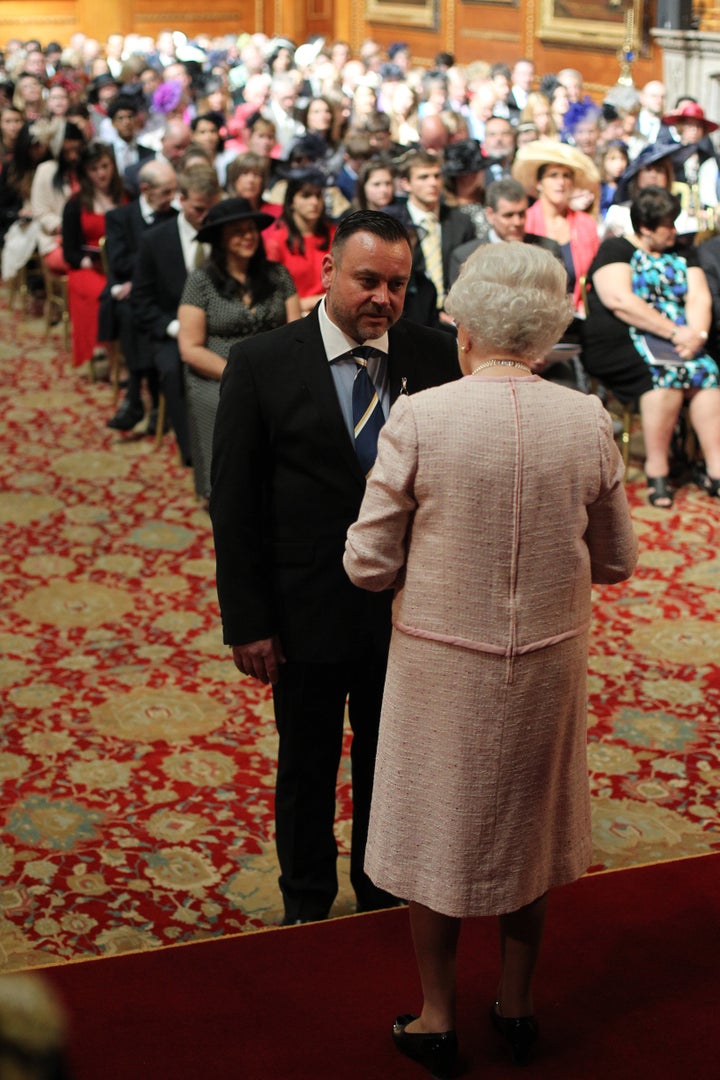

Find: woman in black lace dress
[178,198,301,501]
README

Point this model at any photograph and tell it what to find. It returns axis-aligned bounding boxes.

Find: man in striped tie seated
[397,148,476,326]
[210,210,460,926]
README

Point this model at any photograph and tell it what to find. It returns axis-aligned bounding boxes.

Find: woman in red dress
[62,142,124,368]
[263,168,336,314]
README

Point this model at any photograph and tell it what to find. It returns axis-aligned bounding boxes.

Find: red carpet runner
[34,853,719,1079]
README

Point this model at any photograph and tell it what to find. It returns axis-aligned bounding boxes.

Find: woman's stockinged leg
[496,891,549,1017]
[405,901,461,1033]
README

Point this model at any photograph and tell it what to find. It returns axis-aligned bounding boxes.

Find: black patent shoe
[107,401,144,431]
[392,1014,459,1079]
[490,1002,538,1066]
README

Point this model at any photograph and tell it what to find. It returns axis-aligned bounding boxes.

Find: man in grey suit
[210,211,459,925]
[448,177,563,286]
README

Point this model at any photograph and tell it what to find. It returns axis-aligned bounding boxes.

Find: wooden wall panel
[0,1,76,46]
[0,0,662,99]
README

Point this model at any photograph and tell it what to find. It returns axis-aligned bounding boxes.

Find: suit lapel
[388,321,412,402]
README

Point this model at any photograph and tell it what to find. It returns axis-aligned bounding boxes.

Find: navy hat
[195,197,275,243]
[613,140,695,204]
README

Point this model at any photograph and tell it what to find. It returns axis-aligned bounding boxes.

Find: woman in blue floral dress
[582,186,720,507]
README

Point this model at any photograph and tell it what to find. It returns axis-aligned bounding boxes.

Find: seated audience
[263,167,337,313]
[599,140,630,220]
[582,186,720,506]
[133,163,222,466]
[178,197,300,501]
[353,156,398,212]
[103,159,178,432]
[512,139,599,313]
[603,141,697,240]
[225,152,281,222]
[30,119,85,273]
[441,139,489,240]
[61,140,124,367]
[190,111,235,186]
[397,147,476,318]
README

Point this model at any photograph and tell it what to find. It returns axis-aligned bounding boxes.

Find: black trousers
[154,339,191,464]
[272,650,398,922]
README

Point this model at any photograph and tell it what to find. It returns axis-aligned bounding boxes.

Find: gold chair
[7,252,42,318]
[42,264,70,352]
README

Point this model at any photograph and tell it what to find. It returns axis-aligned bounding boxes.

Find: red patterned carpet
[1,292,719,973]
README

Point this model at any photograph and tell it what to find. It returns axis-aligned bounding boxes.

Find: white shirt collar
[406,199,438,226]
[318,298,389,361]
[139,194,155,223]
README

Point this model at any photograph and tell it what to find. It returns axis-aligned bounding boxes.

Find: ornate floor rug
[1,294,719,973]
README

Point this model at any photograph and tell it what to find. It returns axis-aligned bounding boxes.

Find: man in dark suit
[122,120,192,199]
[397,148,476,325]
[448,177,562,286]
[104,160,178,432]
[210,211,460,925]
[448,179,582,387]
[132,164,221,463]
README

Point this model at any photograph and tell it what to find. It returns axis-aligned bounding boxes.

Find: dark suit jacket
[132,216,187,341]
[100,200,177,355]
[448,233,564,287]
[409,202,476,298]
[698,235,720,359]
[210,307,460,662]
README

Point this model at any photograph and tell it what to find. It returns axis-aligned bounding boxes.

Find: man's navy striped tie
[351,346,385,477]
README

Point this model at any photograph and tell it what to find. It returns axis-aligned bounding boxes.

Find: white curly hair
[445,242,574,361]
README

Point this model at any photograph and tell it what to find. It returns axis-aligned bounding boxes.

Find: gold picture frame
[538,0,641,48]
[365,0,439,31]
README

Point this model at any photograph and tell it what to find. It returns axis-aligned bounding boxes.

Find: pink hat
[661,101,718,133]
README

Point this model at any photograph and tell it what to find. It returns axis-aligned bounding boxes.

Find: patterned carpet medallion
[1,298,719,972]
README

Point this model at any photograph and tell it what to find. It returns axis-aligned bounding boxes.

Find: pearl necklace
[471,360,533,375]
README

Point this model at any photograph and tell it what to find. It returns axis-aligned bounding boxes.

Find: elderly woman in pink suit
[344,242,637,1079]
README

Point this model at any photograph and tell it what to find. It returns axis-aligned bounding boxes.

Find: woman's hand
[673,325,707,359]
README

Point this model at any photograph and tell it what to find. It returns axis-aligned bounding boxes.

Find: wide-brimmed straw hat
[511,139,600,200]
[196,197,275,243]
[661,101,718,133]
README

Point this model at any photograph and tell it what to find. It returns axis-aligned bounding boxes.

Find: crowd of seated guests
[1,30,720,506]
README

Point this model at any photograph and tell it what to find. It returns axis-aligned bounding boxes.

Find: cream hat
[511,139,601,202]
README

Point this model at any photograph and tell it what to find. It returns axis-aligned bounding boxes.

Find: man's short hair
[332,209,411,256]
[396,147,441,181]
[178,163,221,198]
[343,130,373,160]
[363,111,391,134]
[107,96,139,120]
[485,178,527,211]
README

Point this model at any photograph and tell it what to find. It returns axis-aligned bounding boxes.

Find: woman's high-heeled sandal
[693,466,720,497]
[646,475,674,508]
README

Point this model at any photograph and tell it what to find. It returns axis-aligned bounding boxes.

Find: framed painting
[538,0,642,48]
[365,0,439,31]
